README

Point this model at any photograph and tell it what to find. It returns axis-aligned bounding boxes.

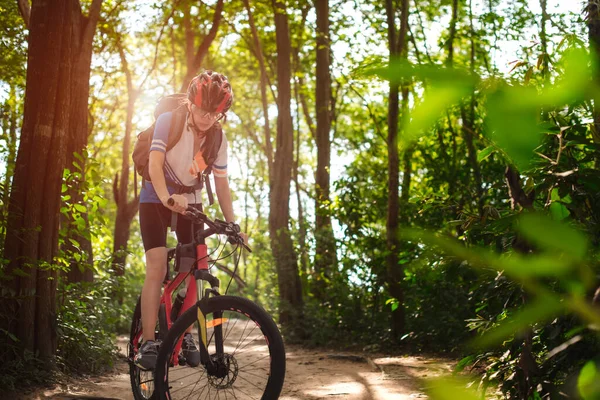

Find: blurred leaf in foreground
[578,361,600,400]
[486,84,543,171]
[403,229,578,279]
[516,213,588,261]
[427,377,481,400]
[473,294,563,348]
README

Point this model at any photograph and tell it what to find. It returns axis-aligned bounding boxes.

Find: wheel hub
[207,353,238,388]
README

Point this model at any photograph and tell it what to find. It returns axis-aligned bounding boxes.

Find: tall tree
[385,0,410,340]
[270,0,303,326]
[1,86,20,219]
[462,0,484,217]
[179,0,225,91]
[111,32,141,276]
[63,0,106,283]
[314,0,337,300]
[588,0,600,144]
[1,0,102,362]
[243,0,274,177]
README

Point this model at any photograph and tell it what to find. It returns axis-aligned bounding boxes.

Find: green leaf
[474,294,563,348]
[74,204,87,213]
[486,85,543,170]
[578,361,600,400]
[369,58,478,88]
[517,213,588,260]
[550,202,570,221]
[501,253,575,277]
[540,47,592,106]
[403,228,575,279]
[477,146,495,162]
[403,84,471,147]
[427,377,481,400]
[11,268,31,278]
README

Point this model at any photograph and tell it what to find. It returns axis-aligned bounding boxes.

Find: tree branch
[83,0,104,47]
[17,0,30,28]
[139,0,183,90]
[180,0,225,91]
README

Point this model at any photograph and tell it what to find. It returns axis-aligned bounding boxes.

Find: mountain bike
[128,202,286,400]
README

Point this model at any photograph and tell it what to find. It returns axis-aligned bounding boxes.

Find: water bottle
[170,288,187,322]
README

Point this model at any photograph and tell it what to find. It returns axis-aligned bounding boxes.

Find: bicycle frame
[159,227,226,373]
[131,208,243,377]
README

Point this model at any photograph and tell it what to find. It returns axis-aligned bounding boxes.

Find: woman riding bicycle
[136,71,246,370]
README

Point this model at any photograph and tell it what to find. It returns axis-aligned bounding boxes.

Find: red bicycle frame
[132,242,211,368]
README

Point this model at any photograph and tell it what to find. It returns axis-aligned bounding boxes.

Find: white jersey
[140,111,228,204]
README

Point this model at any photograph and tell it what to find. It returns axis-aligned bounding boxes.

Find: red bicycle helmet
[187,71,233,114]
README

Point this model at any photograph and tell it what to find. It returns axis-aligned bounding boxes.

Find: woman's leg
[139,203,170,342]
[141,247,167,342]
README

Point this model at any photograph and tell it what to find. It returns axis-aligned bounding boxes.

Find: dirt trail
[18,336,454,400]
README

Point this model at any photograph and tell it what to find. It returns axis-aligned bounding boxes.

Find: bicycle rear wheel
[129,296,156,400]
[154,296,286,400]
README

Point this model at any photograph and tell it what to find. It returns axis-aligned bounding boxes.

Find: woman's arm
[214,176,235,222]
[149,150,187,213]
[214,176,248,243]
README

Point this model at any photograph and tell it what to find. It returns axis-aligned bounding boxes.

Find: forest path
[20,336,454,400]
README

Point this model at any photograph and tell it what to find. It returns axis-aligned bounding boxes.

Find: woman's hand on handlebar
[164,194,188,214]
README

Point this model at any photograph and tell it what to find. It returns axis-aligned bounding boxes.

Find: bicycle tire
[154,296,286,400]
[129,296,157,400]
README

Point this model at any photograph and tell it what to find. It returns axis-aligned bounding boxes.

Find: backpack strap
[165,107,188,152]
[204,174,214,205]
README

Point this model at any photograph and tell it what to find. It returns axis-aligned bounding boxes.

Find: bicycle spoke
[230,324,263,356]
[193,378,210,400]
[222,316,241,346]
[226,382,260,400]
[236,354,270,370]
[226,387,239,400]
[229,330,264,356]
[169,369,208,396]
[138,377,154,385]
[179,368,207,400]
[236,372,270,393]
[236,367,269,381]
[231,320,251,355]
[158,298,284,400]
[170,368,207,384]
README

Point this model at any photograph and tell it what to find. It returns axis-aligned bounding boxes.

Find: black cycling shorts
[139,203,203,252]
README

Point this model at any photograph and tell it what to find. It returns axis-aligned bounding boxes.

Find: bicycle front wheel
[154,296,286,400]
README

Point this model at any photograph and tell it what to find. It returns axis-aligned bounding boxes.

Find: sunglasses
[191,106,221,121]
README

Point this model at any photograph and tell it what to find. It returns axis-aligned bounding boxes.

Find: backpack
[132,93,223,204]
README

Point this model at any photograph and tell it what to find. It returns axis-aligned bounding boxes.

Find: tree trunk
[447,0,459,67]
[63,0,104,283]
[588,2,600,145]
[112,34,140,276]
[270,0,303,328]
[539,0,549,75]
[0,0,103,363]
[179,0,225,91]
[1,86,19,219]
[293,81,310,281]
[385,0,409,341]
[462,0,484,217]
[243,0,274,179]
[314,0,337,301]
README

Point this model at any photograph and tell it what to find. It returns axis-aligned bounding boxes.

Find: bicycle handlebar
[167,198,251,252]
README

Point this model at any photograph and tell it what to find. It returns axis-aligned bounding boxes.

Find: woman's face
[190,104,220,131]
